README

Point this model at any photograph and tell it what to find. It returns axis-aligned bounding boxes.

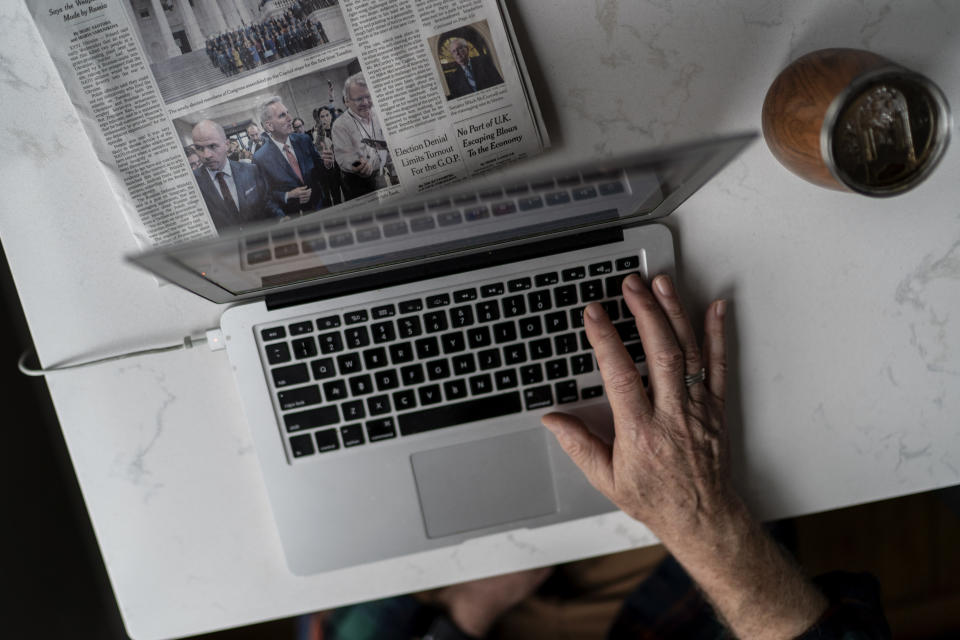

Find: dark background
[3,239,960,639]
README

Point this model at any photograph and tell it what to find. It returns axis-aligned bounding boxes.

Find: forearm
[664,501,827,640]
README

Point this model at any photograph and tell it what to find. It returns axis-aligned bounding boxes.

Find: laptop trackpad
[411,429,558,539]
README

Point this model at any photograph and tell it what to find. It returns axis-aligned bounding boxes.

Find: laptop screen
[130,134,755,303]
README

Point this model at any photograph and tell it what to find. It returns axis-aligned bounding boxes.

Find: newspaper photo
[24,0,549,248]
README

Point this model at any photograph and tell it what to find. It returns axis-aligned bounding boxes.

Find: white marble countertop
[2,1,959,638]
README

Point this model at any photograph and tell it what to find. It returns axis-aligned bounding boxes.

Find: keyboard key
[505,184,529,195]
[415,337,440,359]
[348,374,374,396]
[284,405,339,432]
[318,332,344,354]
[438,211,462,226]
[562,267,586,281]
[362,347,389,369]
[418,384,443,406]
[580,279,604,301]
[570,307,586,328]
[317,315,341,330]
[427,197,451,210]
[546,359,569,380]
[261,327,286,341]
[518,317,543,339]
[582,385,604,399]
[426,359,451,380]
[389,342,414,364]
[495,368,519,389]
[554,285,578,307]
[555,333,579,355]
[398,316,423,338]
[626,342,646,363]
[601,300,621,321]
[518,196,544,211]
[544,311,568,333]
[504,343,527,365]
[423,311,448,333]
[528,290,552,312]
[399,299,423,314]
[450,305,475,328]
[384,221,409,237]
[277,385,321,410]
[356,227,381,242]
[508,277,532,291]
[275,243,299,258]
[374,208,399,220]
[480,283,504,298]
[469,373,494,395]
[289,433,315,457]
[614,321,641,342]
[411,216,436,232]
[441,331,466,353]
[329,231,354,247]
[392,389,417,411]
[292,337,317,359]
[535,272,559,287]
[272,363,309,387]
[589,261,614,276]
[398,392,523,436]
[454,193,479,205]
[289,321,313,335]
[452,353,476,375]
[464,206,489,221]
[401,364,425,385]
[443,379,468,401]
[493,321,517,343]
[571,354,595,375]
[524,386,553,410]
[502,295,526,318]
[616,256,640,271]
[372,304,396,319]
[467,326,492,348]
[426,294,451,308]
[544,191,571,206]
[323,379,348,401]
[371,321,396,344]
[344,310,368,325]
[599,181,625,196]
[340,424,365,447]
[366,418,397,442]
[366,395,391,416]
[266,342,291,364]
[375,369,399,391]
[476,301,500,322]
[478,348,502,370]
[492,202,517,216]
[337,353,362,375]
[311,357,336,380]
[520,364,543,385]
[556,175,581,187]
[555,380,579,404]
[454,288,478,302]
[572,186,598,200]
[529,338,553,360]
[342,400,365,421]
[605,274,627,298]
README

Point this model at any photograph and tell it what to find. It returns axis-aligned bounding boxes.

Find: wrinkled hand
[436,567,552,637]
[542,273,738,547]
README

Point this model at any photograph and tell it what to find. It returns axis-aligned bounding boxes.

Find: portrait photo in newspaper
[173,59,397,233]
[432,20,506,101]
[123,0,349,103]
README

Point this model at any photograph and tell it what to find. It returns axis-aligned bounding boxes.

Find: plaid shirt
[316,556,890,640]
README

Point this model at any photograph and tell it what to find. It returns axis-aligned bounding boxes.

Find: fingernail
[655,275,674,297]
[624,273,643,292]
[585,303,604,321]
[715,299,727,318]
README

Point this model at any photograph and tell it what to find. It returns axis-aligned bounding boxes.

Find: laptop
[130,133,756,575]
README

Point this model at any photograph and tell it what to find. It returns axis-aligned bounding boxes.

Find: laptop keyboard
[259,254,647,461]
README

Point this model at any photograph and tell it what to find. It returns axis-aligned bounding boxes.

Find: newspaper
[24,0,549,247]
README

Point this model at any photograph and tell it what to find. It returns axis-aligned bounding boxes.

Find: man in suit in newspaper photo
[445,36,504,99]
[190,120,284,233]
[253,96,333,215]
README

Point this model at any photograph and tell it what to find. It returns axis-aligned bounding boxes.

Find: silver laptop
[130,133,755,575]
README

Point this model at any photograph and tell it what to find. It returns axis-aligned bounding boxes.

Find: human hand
[436,567,552,637]
[541,273,740,549]
[287,185,311,204]
[321,147,334,169]
[353,157,374,177]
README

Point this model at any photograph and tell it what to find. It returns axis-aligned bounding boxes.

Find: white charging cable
[17,329,225,377]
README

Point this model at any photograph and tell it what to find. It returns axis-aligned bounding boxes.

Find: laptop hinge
[264,227,625,311]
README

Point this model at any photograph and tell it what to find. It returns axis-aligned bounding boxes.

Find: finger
[701,299,727,400]
[621,274,687,409]
[541,412,614,494]
[583,302,652,427]
[649,275,705,401]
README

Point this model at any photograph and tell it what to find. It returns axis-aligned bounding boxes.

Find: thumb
[541,412,614,494]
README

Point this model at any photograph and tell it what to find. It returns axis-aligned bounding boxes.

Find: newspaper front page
[25,0,548,247]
